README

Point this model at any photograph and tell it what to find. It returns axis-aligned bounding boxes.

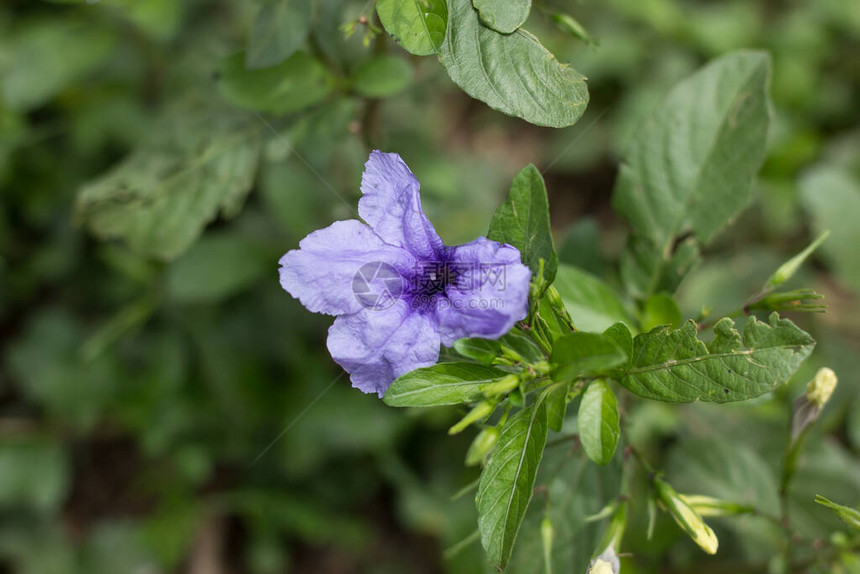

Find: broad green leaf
[578,380,619,466]
[558,218,605,277]
[621,234,700,300]
[614,51,771,298]
[550,332,627,382]
[352,55,414,98]
[621,313,815,403]
[554,264,632,332]
[472,0,531,34]
[453,338,502,365]
[166,232,270,304]
[641,293,682,331]
[488,165,557,286]
[218,52,334,114]
[440,0,588,128]
[1,20,115,112]
[800,167,860,294]
[477,395,549,569]
[602,322,633,366]
[246,0,314,69]
[384,363,510,407]
[0,440,69,511]
[501,331,545,364]
[75,108,260,260]
[545,382,570,432]
[502,446,622,574]
[376,0,447,56]
[815,495,860,532]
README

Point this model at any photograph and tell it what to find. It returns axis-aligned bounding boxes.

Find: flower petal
[279,220,414,316]
[435,237,531,346]
[359,151,445,260]
[327,300,441,396]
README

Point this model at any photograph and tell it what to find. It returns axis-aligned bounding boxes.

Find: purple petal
[359,151,445,261]
[327,300,441,396]
[435,237,531,346]
[279,220,414,316]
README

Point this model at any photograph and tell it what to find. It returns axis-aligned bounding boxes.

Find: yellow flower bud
[655,479,719,555]
[806,367,837,408]
[588,559,616,574]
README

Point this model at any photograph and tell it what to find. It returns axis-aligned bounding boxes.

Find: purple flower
[279,151,531,396]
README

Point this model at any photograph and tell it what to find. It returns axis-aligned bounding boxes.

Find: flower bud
[481,374,521,397]
[541,516,554,569]
[587,547,620,574]
[679,494,753,517]
[465,427,499,466]
[655,478,719,555]
[806,367,837,408]
[448,401,495,435]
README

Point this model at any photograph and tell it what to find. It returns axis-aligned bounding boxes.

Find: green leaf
[602,322,633,366]
[2,20,115,112]
[641,293,682,332]
[488,165,557,286]
[614,51,771,298]
[453,338,502,365]
[384,363,511,407]
[578,380,619,466]
[166,231,270,304]
[800,167,860,294]
[815,495,860,532]
[477,394,549,569]
[75,108,260,260]
[550,332,627,382]
[0,440,69,512]
[439,0,588,128]
[352,55,414,98]
[246,0,314,69]
[501,331,545,363]
[376,0,448,56]
[620,313,815,403]
[545,382,570,433]
[472,0,531,34]
[218,52,334,114]
[554,264,632,332]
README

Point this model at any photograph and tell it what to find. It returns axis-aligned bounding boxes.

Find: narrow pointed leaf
[545,382,570,432]
[488,165,557,286]
[453,338,503,365]
[578,380,619,466]
[440,0,588,128]
[384,363,510,407]
[477,395,549,569]
[620,313,815,403]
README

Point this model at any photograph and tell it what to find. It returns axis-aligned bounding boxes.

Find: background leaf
[246,0,314,69]
[614,51,771,298]
[75,108,260,261]
[477,396,549,569]
[384,363,511,407]
[376,0,448,56]
[551,332,627,382]
[440,0,588,128]
[621,314,815,403]
[578,380,620,466]
[352,55,414,98]
[488,165,557,286]
[553,264,633,332]
[218,52,334,114]
[471,0,531,34]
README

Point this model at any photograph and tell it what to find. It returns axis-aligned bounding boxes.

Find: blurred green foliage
[0,0,858,572]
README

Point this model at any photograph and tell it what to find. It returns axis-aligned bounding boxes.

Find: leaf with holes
[620,313,814,403]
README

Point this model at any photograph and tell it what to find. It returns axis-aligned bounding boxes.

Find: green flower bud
[465,427,499,466]
[806,367,837,408]
[655,478,719,555]
[679,494,753,517]
[481,374,521,397]
[448,401,495,435]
